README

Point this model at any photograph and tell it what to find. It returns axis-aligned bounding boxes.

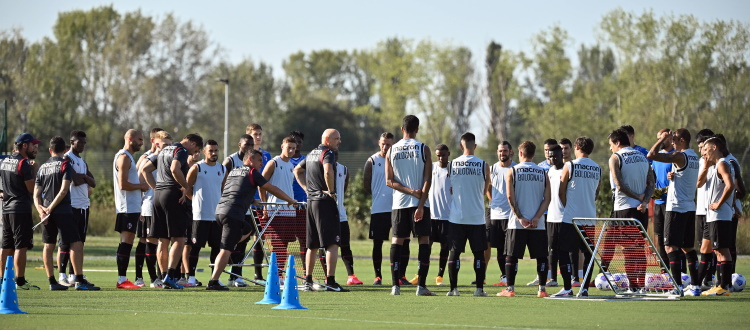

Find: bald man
[113,129,150,289]
[294,129,349,292]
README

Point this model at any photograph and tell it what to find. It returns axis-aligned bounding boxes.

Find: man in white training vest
[428,144,451,286]
[363,132,395,285]
[647,128,701,295]
[497,141,551,298]
[487,141,516,287]
[559,137,601,297]
[445,133,490,297]
[185,140,226,287]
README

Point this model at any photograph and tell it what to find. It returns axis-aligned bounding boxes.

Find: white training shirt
[368,153,393,214]
[266,156,295,216]
[561,158,601,225]
[389,138,429,209]
[696,158,708,216]
[612,147,649,211]
[725,154,743,214]
[113,149,141,213]
[64,150,90,209]
[507,162,547,230]
[429,162,452,221]
[140,151,156,217]
[489,161,516,219]
[706,158,735,222]
[546,165,565,223]
[448,155,486,225]
[336,163,348,222]
[666,149,700,213]
[191,160,225,221]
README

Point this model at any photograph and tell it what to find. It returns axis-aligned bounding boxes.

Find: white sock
[578,270,584,278]
[118,276,128,284]
[547,270,552,279]
[188,276,196,284]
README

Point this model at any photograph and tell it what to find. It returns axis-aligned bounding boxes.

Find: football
[595,273,612,290]
[731,273,745,292]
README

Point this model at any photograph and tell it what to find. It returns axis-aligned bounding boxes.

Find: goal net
[573,218,680,298]
[233,204,327,286]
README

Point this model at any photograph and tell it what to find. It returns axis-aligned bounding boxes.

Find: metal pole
[224,81,229,159]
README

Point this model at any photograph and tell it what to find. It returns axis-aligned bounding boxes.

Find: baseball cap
[15,133,41,145]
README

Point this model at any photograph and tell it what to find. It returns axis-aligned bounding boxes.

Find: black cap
[15,133,41,145]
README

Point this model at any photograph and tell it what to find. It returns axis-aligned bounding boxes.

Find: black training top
[215,166,267,219]
[150,143,189,190]
[299,144,336,201]
[0,152,35,213]
[35,156,74,214]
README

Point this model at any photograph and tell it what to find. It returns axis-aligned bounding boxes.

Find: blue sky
[2,0,748,72]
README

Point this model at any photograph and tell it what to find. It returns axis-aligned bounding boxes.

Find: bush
[344,170,372,240]
[88,178,117,237]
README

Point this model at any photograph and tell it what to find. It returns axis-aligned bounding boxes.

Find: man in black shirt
[0,133,40,290]
[35,137,99,290]
[141,133,203,289]
[294,129,349,292]
[206,150,296,290]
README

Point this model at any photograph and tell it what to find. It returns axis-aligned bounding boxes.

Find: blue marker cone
[272,256,307,310]
[256,252,281,304]
[1,256,27,314]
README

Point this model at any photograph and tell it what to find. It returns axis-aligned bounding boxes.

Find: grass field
[3,236,750,329]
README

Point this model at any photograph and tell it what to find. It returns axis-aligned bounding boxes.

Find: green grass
[3,237,750,329]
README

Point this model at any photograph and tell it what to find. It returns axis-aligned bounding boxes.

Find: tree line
[2,7,747,167]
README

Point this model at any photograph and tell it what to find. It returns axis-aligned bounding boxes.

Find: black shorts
[391,207,432,238]
[306,199,341,249]
[709,221,735,250]
[70,208,89,243]
[546,222,579,254]
[136,215,149,238]
[153,188,188,238]
[192,220,221,248]
[143,216,158,238]
[42,214,81,245]
[577,224,595,253]
[430,220,449,244]
[696,215,709,240]
[115,213,140,233]
[369,212,392,240]
[1,213,34,250]
[653,203,667,237]
[340,221,351,248]
[612,207,649,231]
[217,214,253,251]
[448,222,487,253]
[664,211,695,248]
[505,229,547,259]
[488,219,508,249]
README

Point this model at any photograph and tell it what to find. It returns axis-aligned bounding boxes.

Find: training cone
[1,256,27,314]
[272,256,307,310]
[256,252,281,304]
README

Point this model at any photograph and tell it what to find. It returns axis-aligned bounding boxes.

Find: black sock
[570,251,580,281]
[390,244,402,286]
[417,244,430,287]
[326,276,336,286]
[145,243,158,282]
[16,276,27,285]
[116,242,133,277]
[75,275,84,283]
[680,252,687,273]
[448,249,460,290]
[438,246,449,277]
[189,246,201,277]
[582,250,593,289]
[548,253,558,281]
[400,239,410,278]
[720,261,733,289]
[168,268,179,279]
[537,258,548,288]
[49,276,57,285]
[698,253,712,285]
[253,246,264,279]
[685,250,699,285]
[231,240,247,279]
[135,242,146,279]
[305,275,312,283]
[496,249,506,277]
[505,256,518,287]
[668,251,682,286]
[730,249,737,273]
[372,240,383,278]
[58,244,70,276]
[708,254,717,283]
[208,280,219,286]
[558,251,572,290]
[342,246,355,276]
[473,250,486,289]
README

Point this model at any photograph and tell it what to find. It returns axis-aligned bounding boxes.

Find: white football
[731,273,745,292]
[681,272,691,285]
[595,273,612,290]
